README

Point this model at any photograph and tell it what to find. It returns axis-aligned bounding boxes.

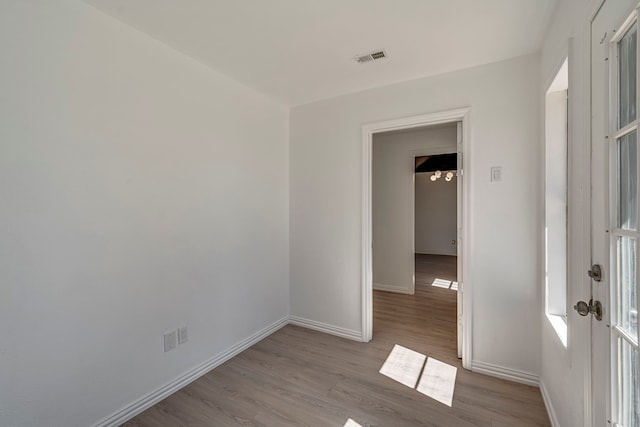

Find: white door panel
[592,1,640,425]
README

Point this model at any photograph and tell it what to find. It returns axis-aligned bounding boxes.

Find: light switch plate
[490,166,502,182]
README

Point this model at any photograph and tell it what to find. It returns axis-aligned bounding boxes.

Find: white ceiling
[84,0,558,106]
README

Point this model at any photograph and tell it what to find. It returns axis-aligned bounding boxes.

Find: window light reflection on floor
[431,278,458,291]
[416,357,457,407]
[379,345,458,407]
[378,344,426,388]
[343,418,363,427]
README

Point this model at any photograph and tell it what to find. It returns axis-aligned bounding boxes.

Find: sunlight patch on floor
[431,278,458,290]
[379,345,457,407]
[416,357,457,407]
[379,344,426,388]
[343,418,363,427]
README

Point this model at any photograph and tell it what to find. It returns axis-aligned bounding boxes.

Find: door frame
[582,2,607,425]
[361,107,472,369]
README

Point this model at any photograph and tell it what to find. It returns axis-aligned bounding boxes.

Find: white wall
[415,174,458,256]
[539,1,594,425]
[372,126,457,294]
[290,54,541,377]
[0,2,289,426]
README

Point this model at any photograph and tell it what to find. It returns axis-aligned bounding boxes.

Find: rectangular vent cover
[356,50,387,63]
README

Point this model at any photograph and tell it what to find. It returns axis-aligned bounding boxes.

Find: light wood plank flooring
[124,254,550,426]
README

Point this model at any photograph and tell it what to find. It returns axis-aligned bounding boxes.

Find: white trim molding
[92,312,553,427]
[539,380,560,427]
[373,282,415,295]
[93,317,289,427]
[289,315,362,341]
[471,361,540,387]
[361,107,472,371]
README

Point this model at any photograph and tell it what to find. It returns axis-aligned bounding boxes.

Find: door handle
[574,299,603,321]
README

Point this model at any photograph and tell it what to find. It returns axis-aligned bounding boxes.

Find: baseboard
[539,380,560,427]
[415,251,457,257]
[93,316,289,427]
[373,282,414,295]
[289,315,362,342]
[471,361,540,387]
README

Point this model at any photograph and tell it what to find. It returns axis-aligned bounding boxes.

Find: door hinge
[588,264,603,282]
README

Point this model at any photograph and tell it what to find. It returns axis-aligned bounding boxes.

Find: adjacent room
[2,0,639,426]
[371,123,461,352]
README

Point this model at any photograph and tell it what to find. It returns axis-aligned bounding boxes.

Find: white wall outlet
[164,330,177,352]
[178,325,188,344]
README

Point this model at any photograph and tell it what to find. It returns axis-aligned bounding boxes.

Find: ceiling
[84,0,558,106]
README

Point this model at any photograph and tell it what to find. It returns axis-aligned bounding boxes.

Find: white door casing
[361,107,472,369]
[457,121,464,359]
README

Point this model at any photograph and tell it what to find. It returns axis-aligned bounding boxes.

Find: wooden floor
[124,255,550,426]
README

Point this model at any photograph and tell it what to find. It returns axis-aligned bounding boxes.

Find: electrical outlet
[164,330,177,352]
[178,325,188,344]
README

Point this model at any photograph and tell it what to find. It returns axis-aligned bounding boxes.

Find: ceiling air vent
[356,50,388,63]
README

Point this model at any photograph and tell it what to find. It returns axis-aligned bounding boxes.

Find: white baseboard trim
[539,380,560,427]
[415,251,457,257]
[93,316,289,427]
[289,315,362,342]
[471,361,540,387]
[373,282,414,295]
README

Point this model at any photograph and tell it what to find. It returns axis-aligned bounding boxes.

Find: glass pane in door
[618,237,638,337]
[612,13,640,427]
[619,338,639,427]
[619,131,638,230]
[619,26,637,129]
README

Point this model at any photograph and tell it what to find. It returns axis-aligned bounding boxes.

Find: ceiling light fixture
[430,170,456,182]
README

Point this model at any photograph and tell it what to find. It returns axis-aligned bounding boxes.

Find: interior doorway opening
[371,125,459,360]
[414,151,459,298]
[414,151,460,354]
[362,107,471,369]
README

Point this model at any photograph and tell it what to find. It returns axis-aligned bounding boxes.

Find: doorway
[414,152,460,356]
[361,108,471,369]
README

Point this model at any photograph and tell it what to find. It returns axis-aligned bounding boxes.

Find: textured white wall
[415,174,458,256]
[0,2,289,426]
[290,54,541,376]
[372,126,457,294]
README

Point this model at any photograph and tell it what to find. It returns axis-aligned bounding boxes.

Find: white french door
[592,1,640,425]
